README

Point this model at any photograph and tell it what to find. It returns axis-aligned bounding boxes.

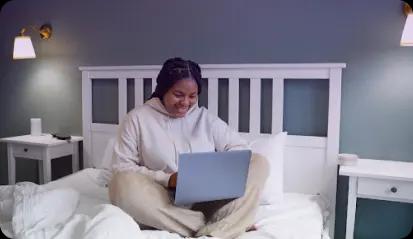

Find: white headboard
[80,63,346,238]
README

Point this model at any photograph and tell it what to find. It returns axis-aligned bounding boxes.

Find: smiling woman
[151,58,202,118]
[108,57,269,238]
[162,78,198,118]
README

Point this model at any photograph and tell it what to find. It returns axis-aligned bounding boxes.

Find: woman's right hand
[168,172,178,189]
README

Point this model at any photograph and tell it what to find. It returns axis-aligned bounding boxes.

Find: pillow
[0,185,15,238]
[12,185,79,237]
[0,185,15,223]
[100,138,116,170]
[97,138,116,186]
[249,132,287,205]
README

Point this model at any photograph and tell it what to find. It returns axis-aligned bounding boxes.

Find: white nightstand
[0,134,83,184]
[339,159,413,239]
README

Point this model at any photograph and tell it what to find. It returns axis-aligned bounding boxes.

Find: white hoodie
[112,97,248,187]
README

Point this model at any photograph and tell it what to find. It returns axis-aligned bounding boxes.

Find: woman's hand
[168,172,178,189]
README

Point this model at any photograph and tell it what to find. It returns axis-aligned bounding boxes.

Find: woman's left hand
[168,172,178,188]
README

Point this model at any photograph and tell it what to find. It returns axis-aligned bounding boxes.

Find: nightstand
[339,159,413,239]
[0,134,83,184]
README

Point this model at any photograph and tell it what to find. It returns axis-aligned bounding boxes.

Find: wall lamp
[401,1,413,46]
[13,24,52,59]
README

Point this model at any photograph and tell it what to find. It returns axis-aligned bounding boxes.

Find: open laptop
[174,150,251,205]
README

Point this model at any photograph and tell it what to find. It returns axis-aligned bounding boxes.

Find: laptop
[174,150,251,205]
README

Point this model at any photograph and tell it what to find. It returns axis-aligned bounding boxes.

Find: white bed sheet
[42,169,330,239]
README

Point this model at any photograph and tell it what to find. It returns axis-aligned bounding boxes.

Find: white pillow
[0,185,15,237]
[249,132,287,205]
[96,138,116,186]
[100,138,116,170]
[12,186,79,237]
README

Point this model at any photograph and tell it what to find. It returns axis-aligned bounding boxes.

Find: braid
[151,57,202,100]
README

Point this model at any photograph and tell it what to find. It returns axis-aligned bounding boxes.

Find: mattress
[43,169,330,239]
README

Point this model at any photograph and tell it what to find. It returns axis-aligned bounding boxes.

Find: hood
[145,97,196,155]
[145,97,198,118]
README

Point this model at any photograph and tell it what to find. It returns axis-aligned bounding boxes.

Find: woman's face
[162,78,198,118]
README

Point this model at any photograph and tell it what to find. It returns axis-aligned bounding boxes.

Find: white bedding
[1,169,330,239]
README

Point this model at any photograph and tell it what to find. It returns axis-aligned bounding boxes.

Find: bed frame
[79,63,346,238]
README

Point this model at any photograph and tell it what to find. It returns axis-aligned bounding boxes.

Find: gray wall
[1,0,413,238]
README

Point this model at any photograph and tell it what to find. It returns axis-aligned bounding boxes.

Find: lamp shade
[401,14,413,46]
[13,36,36,59]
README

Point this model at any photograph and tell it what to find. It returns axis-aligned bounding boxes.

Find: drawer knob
[24,148,28,152]
[390,187,398,193]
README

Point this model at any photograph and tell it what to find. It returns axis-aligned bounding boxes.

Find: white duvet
[0,182,215,239]
[0,169,330,239]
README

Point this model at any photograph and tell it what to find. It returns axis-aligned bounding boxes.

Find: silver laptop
[174,150,251,205]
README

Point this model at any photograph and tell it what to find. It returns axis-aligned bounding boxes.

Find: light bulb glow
[13,36,36,59]
[401,14,413,46]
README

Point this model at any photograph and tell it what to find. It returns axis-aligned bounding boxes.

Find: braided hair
[151,57,202,100]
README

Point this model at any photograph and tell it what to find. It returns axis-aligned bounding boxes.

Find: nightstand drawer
[358,178,413,202]
[13,144,42,159]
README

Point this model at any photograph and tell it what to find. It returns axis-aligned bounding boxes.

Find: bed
[0,63,345,239]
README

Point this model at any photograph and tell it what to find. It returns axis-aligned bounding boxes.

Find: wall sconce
[401,1,413,46]
[13,24,52,59]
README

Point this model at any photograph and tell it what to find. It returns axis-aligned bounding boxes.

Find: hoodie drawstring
[183,117,193,153]
[165,117,193,169]
[165,118,178,167]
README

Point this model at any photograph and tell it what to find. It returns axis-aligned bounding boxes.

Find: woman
[109,57,269,239]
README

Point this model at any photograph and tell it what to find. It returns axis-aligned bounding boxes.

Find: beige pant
[108,154,269,239]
